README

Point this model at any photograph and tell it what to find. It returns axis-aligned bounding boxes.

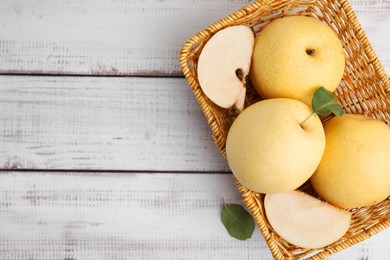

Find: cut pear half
[197,25,254,111]
[264,190,351,249]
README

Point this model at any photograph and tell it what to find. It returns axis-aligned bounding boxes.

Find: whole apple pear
[250,16,345,105]
[226,98,325,194]
[311,114,390,209]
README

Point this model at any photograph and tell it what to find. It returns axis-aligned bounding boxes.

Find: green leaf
[312,87,345,116]
[221,203,255,240]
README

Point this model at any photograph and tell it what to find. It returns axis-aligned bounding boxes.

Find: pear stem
[306,49,315,55]
[300,112,314,127]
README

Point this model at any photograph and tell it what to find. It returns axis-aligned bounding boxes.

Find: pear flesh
[264,190,351,249]
[197,25,254,111]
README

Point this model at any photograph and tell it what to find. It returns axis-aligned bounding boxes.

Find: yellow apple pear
[226,98,325,194]
[311,114,390,208]
[250,16,345,105]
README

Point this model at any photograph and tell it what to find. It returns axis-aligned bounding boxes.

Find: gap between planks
[0,169,232,174]
[0,73,185,79]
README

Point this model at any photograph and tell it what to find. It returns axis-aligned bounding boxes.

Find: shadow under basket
[179,0,390,259]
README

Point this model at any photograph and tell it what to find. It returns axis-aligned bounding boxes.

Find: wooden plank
[0,171,389,259]
[0,76,228,171]
[0,0,250,76]
[0,172,272,259]
[0,0,388,76]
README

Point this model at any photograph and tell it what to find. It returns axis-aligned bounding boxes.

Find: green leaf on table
[312,87,345,116]
[221,202,255,240]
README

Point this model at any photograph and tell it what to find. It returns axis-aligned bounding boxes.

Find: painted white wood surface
[0,0,251,76]
[0,0,388,76]
[0,76,228,171]
[0,171,389,260]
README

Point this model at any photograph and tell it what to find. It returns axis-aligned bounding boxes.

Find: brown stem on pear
[306,49,315,55]
[300,112,315,128]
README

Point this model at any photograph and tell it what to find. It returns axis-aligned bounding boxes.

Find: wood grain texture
[0,172,272,260]
[0,0,388,76]
[0,76,228,171]
[0,0,251,76]
[0,171,389,260]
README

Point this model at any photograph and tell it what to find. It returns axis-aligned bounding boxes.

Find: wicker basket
[179,0,390,259]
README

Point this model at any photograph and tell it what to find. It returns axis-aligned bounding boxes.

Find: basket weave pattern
[179,0,390,259]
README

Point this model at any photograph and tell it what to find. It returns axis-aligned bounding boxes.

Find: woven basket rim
[179,0,390,259]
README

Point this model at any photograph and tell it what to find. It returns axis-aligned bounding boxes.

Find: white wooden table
[0,1,389,259]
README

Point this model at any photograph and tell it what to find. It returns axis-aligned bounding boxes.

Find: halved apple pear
[197,25,254,111]
[264,190,351,249]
